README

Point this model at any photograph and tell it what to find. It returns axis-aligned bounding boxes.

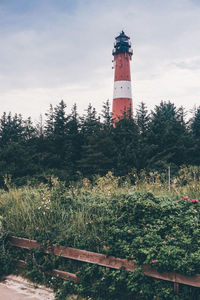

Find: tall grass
[0,166,199,247]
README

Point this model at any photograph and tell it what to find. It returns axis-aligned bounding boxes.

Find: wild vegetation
[0,100,199,298]
[0,168,200,299]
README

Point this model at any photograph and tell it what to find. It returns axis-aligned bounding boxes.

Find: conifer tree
[65,104,83,178]
[44,104,54,137]
[78,104,103,176]
[0,113,38,185]
[190,106,200,165]
[191,106,200,138]
[101,100,112,127]
[47,100,71,175]
[136,102,150,170]
[146,101,190,172]
[113,115,139,176]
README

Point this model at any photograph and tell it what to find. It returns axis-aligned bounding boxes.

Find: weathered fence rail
[10,236,135,271]
[9,236,200,293]
[16,259,78,282]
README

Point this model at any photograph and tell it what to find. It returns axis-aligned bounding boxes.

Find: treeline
[0,100,199,186]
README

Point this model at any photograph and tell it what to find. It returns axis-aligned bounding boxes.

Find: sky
[0,0,200,121]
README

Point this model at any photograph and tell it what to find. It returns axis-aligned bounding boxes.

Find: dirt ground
[0,275,54,300]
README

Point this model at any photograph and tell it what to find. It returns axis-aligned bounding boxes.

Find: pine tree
[101,100,112,128]
[44,104,54,137]
[190,106,200,165]
[44,100,72,177]
[113,116,139,176]
[78,104,104,177]
[136,102,150,170]
[146,101,191,172]
[65,104,83,178]
[191,106,200,138]
[0,113,38,185]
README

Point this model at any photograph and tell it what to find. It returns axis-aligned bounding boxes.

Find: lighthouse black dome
[112,31,133,56]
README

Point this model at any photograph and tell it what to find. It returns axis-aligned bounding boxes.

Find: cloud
[172,57,200,70]
[0,0,199,119]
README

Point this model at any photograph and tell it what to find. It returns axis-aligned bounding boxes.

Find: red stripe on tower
[112,31,133,124]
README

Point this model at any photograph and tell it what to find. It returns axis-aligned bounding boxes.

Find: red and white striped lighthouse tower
[112,31,133,123]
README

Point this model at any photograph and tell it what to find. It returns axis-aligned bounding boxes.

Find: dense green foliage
[0,170,199,299]
[0,100,199,186]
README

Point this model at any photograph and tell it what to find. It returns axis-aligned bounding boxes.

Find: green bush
[0,172,199,299]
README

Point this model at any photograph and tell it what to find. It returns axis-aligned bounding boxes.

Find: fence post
[174,282,179,294]
[168,165,171,191]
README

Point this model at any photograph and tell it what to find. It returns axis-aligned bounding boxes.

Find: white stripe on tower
[113,81,132,99]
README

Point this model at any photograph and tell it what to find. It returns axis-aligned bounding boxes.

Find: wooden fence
[9,236,200,294]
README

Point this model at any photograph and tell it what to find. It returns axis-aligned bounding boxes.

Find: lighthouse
[112,31,133,123]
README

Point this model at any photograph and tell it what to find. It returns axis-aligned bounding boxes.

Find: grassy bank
[0,167,200,299]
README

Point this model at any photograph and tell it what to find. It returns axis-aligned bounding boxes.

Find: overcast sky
[0,0,200,121]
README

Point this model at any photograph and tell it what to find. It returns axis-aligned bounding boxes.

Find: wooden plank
[143,265,200,288]
[51,270,78,282]
[10,236,137,271]
[143,265,176,282]
[51,244,137,271]
[16,259,27,268]
[10,236,200,288]
[15,259,78,282]
[175,273,200,288]
[10,236,41,250]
